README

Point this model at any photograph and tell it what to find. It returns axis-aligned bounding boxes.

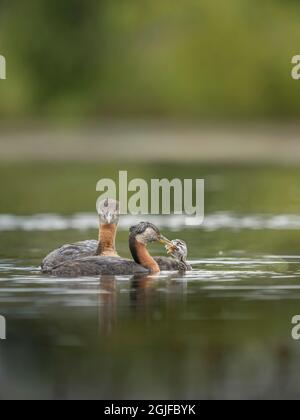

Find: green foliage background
[1,0,300,120]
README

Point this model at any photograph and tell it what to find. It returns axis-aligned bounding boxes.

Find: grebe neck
[129,237,160,274]
[96,223,118,257]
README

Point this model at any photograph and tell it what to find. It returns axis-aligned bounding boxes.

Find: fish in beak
[158,235,173,246]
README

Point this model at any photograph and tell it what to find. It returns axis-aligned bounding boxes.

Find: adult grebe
[41,198,119,273]
[43,222,172,277]
[129,223,190,272]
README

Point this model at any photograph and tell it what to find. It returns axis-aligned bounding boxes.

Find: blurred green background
[2,1,300,400]
[0,0,300,121]
[1,0,300,210]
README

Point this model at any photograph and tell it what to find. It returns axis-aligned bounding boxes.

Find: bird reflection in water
[97,272,188,334]
[98,275,117,335]
[130,274,158,320]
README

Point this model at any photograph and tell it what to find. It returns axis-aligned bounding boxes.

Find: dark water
[1,163,300,399]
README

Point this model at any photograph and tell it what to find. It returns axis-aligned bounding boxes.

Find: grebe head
[166,239,188,260]
[98,198,119,225]
[130,222,171,245]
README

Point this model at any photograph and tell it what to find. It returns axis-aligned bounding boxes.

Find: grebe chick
[41,198,119,273]
[163,239,192,272]
[44,222,171,277]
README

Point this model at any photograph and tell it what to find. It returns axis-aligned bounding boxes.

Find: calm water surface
[1,163,300,399]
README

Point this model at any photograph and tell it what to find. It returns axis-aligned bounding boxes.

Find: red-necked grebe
[43,222,172,277]
[41,198,119,273]
[130,223,192,272]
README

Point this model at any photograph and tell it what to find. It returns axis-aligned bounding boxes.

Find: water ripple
[1,212,300,231]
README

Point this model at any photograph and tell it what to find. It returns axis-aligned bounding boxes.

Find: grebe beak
[158,235,172,246]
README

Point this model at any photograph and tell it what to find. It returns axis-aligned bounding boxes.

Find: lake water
[0,163,300,399]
